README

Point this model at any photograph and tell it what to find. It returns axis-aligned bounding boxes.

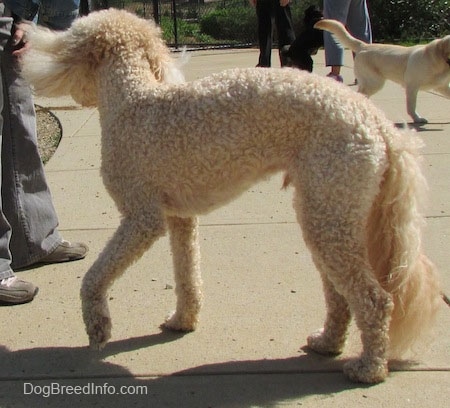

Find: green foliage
[92,1,449,45]
[160,16,216,44]
[369,0,449,41]
[199,2,258,43]
[196,0,449,44]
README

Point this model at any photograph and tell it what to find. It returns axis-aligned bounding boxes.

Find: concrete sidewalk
[0,49,449,407]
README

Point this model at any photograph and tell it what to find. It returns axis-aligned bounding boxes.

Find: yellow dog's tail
[367,131,441,358]
[314,19,366,53]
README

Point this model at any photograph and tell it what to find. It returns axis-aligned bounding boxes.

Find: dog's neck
[98,58,162,103]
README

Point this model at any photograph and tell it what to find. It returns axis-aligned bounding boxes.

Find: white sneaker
[0,276,38,305]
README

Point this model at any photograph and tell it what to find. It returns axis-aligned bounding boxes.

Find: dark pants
[256,0,295,67]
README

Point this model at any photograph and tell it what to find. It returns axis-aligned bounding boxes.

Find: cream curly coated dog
[21,9,441,384]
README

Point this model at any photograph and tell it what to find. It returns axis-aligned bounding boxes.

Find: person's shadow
[1,331,412,407]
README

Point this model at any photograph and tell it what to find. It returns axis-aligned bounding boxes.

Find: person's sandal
[327,72,344,82]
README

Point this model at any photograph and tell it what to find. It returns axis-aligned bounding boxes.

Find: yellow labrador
[315,19,450,123]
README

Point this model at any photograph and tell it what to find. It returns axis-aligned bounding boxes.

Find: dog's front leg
[164,216,203,332]
[81,214,166,349]
[406,86,427,123]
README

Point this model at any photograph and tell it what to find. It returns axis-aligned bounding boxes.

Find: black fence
[87,1,251,22]
[83,1,450,48]
[83,0,311,49]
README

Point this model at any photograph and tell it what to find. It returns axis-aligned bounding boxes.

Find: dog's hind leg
[307,268,351,355]
[292,192,351,355]
[164,216,203,332]
[302,218,393,382]
[354,64,385,97]
[81,212,166,349]
[291,161,393,383]
[357,78,384,98]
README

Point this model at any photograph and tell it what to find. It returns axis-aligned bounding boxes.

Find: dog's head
[426,34,450,68]
[22,9,182,107]
[303,5,323,27]
[438,35,450,66]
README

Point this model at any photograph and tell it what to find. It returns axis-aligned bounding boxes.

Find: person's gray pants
[0,10,60,278]
[323,0,372,66]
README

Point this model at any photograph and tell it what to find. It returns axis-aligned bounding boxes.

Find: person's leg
[1,36,63,269]
[346,0,372,44]
[275,2,295,66]
[0,13,13,280]
[38,0,80,30]
[0,10,37,304]
[323,0,351,78]
[256,0,274,67]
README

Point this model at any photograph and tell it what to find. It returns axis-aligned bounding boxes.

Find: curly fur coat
[21,9,441,384]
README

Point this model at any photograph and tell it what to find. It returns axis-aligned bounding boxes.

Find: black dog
[281,5,323,72]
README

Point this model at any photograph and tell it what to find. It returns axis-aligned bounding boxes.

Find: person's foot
[0,276,38,305]
[39,240,89,264]
[327,72,344,82]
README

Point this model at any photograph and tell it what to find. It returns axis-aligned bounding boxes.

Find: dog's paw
[86,315,112,350]
[82,298,112,350]
[164,310,198,332]
[307,329,345,356]
[343,357,388,384]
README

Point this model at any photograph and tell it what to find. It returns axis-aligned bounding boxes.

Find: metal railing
[83,0,309,49]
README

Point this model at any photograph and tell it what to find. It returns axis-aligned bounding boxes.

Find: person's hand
[280,0,290,6]
[249,0,257,6]
[11,23,31,57]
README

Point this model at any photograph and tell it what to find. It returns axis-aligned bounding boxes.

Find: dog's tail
[314,19,366,53]
[367,130,441,358]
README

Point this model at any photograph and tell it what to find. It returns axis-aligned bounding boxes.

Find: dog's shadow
[0,331,400,408]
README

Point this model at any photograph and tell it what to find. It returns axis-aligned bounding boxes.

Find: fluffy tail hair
[367,130,441,358]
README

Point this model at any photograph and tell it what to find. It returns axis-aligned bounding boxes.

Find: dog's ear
[21,26,99,106]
